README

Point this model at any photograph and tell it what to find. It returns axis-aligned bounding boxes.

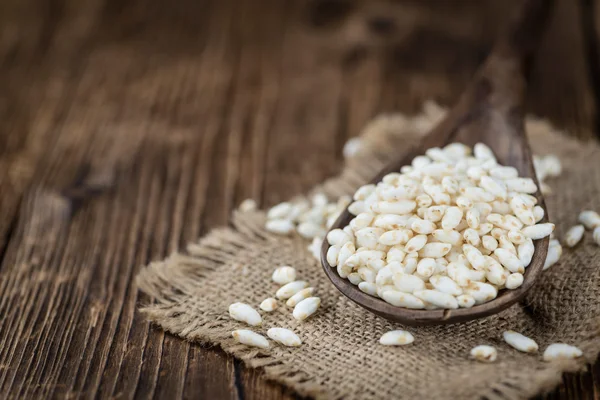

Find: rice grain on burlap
[136,105,600,400]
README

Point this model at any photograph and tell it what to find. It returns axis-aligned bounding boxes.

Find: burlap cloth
[136,104,600,400]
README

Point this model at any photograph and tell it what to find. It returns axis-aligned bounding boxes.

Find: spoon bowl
[320,0,553,326]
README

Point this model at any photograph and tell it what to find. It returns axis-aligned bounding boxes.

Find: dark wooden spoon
[320,0,554,326]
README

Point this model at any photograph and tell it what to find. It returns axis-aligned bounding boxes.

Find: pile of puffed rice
[323,142,555,310]
[231,137,597,362]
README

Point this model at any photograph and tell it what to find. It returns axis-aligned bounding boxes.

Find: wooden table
[1,0,599,398]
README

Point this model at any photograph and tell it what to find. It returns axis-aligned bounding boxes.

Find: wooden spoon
[320,0,554,326]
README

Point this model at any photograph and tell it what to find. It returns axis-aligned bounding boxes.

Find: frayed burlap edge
[136,103,600,400]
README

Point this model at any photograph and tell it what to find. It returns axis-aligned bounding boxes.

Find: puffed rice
[322,143,554,309]
[505,273,524,289]
[260,298,278,312]
[292,297,321,321]
[543,343,583,361]
[543,239,563,270]
[380,330,415,346]
[470,345,497,362]
[229,303,262,326]
[272,266,297,285]
[286,287,315,307]
[276,281,309,300]
[239,198,258,212]
[578,210,600,230]
[267,328,302,347]
[503,331,538,353]
[232,329,269,348]
[563,224,584,247]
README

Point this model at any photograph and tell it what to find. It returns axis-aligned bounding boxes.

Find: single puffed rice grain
[482,235,498,251]
[286,287,315,307]
[432,229,463,246]
[239,199,258,212]
[393,273,426,293]
[229,303,262,326]
[382,290,426,309]
[267,202,293,219]
[442,207,463,230]
[266,219,295,235]
[543,343,583,361]
[372,200,417,215]
[378,229,413,245]
[492,200,512,215]
[413,289,458,309]
[348,201,366,215]
[521,223,555,239]
[504,178,537,194]
[505,273,524,289]
[343,137,363,158]
[579,210,600,230]
[232,330,269,349]
[480,176,507,200]
[348,273,362,285]
[411,218,437,234]
[405,234,428,253]
[292,297,321,321]
[429,275,462,296]
[276,281,309,300]
[297,221,325,239]
[466,208,481,229]
[416,258,436,278]
[503,331,538,353]
[456,196,474,210]
[463,228,480,246]
[326,246,339,266]
[260,298,278,312]
[327,229,352,246]
[375,266,394,286]
[457,294,476,308]
[380,330,415,346]
[499,235,518,255]
[356,227,384,248]
[478,222,494,236]
[494,248,524,273]
[543,240,563,270]
[419,243,452,258]
[490,166,518,179]
[465,282,498,304]
[470,345,498,363]
[564,224,584,247]
[485,257,507,286]
[508,229,526,244]
[463,244,487,271]
[533,206,544,222]
[272,266,297,285]
[359,281,378,296]
[267,328,302,347]
[337,242,355,269]
[350,212,375,232]
[518,238,535,267]
[474,143,495,160]
[595,226,600,246]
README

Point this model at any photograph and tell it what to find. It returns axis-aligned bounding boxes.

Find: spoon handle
[423,0,555,150]
[493,0,555,77]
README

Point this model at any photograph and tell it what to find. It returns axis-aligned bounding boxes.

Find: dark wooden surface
[0,0,598,398]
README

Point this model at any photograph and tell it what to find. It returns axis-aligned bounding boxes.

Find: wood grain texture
[0,0,597,399]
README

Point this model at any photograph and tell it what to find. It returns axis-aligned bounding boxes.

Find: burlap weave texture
[137,105,600,400]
